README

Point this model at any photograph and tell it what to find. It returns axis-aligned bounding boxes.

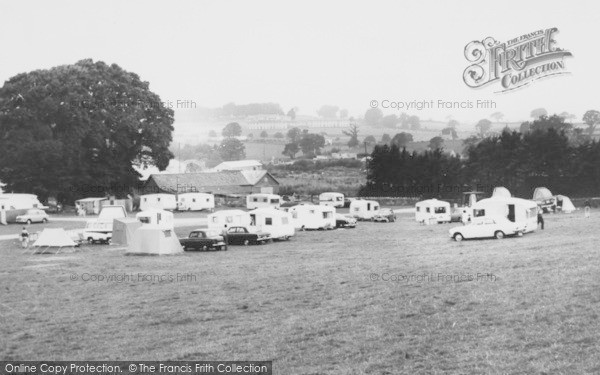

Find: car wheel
[494,231,505,239]
[300,226,305,231]
[27,219,32,225]
[87,237,94,244]
[243,239,250,246]
[454,233,464,242]
[42,218,48,223]
[222,245,228,251]
[202,245,208,251]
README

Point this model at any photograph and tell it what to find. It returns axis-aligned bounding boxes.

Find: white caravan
[415,199,451,224]
[287,204,336,230]
[472,197,538,233]
[139,194,177,211]
[0,193,45,210]
[249,208,294,240]
[176,193,215,211]
[207,209,252,231]
[349,200,380,220]
[246,193,282,210]
[319,192,345,208]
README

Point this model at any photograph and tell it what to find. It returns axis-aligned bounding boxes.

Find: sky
[1,0,599,125]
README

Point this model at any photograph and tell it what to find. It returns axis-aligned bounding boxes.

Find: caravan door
[507,204,515,222]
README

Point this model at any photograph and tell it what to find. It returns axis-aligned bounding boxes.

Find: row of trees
[364,108,421,129]
[361,116,600,199]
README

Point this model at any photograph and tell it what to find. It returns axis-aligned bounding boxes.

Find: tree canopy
[0,59,174,202]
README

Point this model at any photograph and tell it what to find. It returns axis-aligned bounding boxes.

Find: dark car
[372,208,396,222]
[180,229,227,251]
[335,213,357,228]
[226,226,270,245]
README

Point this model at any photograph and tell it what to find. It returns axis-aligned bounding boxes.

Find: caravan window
[270,199,280,204]
[211,217,218,223]
[323,211,332,219]
[367,203,371,210]
[526,207,537,218]
[336,197,343,201]
[426,207,430,213]
[192,198,196,202]
[292,212,298,219]
[252,197,258,202]
[206,198,210,202]
[262,198,268,202]
[139,216,150,224]
[265,217,273,225]
[226,216,233,223]
[434,207,446,214]
[374,205,379,211]
[157,197,161,202]
[416,206,420,212]
[473,209,485,217]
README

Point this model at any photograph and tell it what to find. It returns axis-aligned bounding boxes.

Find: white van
[287,204,336,230]
[139,194,177,211]
[83,205,127,244]
[472,197,538,233]
[349,200,380,220]
[207,210,252,231]
[177,193,215,211]
[319,192,344,208]
[246,193,282,210]
[415,199,451,224]
[249,208,294,240]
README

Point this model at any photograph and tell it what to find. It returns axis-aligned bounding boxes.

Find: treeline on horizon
[359,115,600,200]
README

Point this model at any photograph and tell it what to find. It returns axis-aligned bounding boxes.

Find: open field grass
[1,211,599,373]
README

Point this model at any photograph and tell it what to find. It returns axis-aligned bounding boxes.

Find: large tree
[475,119,492,137]
[364,108,383,127]
[390,132,413,148]
[222,122,242,138]
[218,138,246,161]
[583,110,600,137]
[298,133,325,156]
[316,105,339,119]
[0,59,174,202]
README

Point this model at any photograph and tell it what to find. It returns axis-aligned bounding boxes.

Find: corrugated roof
[214,160,263,170]
[146,170,278,193]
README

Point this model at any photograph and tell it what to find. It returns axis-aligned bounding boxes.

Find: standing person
[20,227,30,248]
[537,208,544,230]
[584,200,591,218]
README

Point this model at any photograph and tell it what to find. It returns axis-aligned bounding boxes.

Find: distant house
[212,160,264,172]
[142,170,279,196]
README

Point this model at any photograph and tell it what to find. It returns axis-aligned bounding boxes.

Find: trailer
[207,209,252,231]
[249,207,294,240]
[415,199,451,224]
[349,200,380,220]
[318,192,345,208]
[246,193,282,210]
[139,193,177,211]
[176,193,215,211]
[287,203,336,230]
[472,197,538,233]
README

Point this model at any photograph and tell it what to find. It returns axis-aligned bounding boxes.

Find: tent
[492,187,511,198]
[127,208,182,255]
[556,195,576,213]
[112,218,142,246]
[126,227,183,255]
[533,187,553,201]
[32,228,78,253]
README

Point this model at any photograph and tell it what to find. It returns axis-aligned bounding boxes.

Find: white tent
[33,228,78,247]
[556,195,576,213]
[492,187,511,198]
[126,227,183,255]
[112,218,142,246]
[533,187,553,201]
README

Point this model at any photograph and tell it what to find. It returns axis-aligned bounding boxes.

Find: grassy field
[1,211,599,373]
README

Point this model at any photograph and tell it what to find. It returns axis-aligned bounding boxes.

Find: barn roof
[145,170,279,194]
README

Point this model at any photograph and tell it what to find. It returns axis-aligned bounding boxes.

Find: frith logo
[463,28,572,92]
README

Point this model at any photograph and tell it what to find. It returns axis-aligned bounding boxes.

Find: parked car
[373,208,396,222]
[226,226,270,245]
[335,213,357,228]
[180,230,227,251]
[16,209,49,224]
[82,231,111,244]
[449,216,524,241]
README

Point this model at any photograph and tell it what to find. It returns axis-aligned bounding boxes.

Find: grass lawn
[1,211,599,373]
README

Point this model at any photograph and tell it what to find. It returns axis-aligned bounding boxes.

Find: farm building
[212,160,263,171]
[142,170,279,196]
